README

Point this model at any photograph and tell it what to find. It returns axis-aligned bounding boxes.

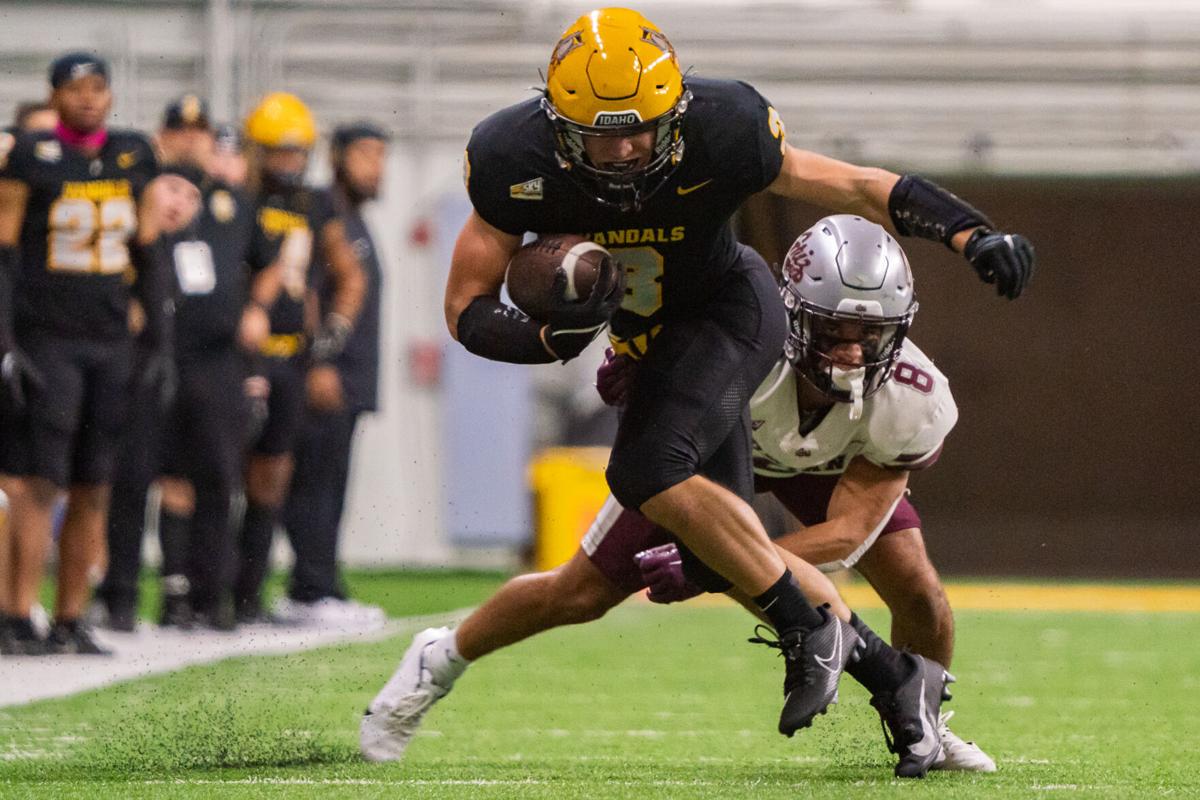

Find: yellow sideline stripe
[840,582,1200,613]
[680,582,1200,612]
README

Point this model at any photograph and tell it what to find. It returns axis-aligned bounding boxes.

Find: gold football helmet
[244,92,316,149]
[543,8,690,210]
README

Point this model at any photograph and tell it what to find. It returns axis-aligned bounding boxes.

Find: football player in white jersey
[361,216,985,777]
[632,215,993,771]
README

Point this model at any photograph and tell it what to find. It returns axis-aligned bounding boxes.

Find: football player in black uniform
[94,95,280,632]
[233,93,366,623]
[0,52,190,654]
[361,8,1034,771]
[277,122,388,626]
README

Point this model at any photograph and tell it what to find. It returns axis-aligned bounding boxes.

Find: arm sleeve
[456,295,556,364]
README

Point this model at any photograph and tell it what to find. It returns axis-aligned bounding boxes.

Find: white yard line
[0,609,470,708]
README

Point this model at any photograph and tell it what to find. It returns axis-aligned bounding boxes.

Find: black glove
[964,227,1036,300]
[0,345,45,410]
[310,312,353,363]
[135,345,177,410]
[542,254,625,362]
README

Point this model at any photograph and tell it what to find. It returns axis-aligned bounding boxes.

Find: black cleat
[870,653,950,778]
[749,605,860,737]
[46,620,112,656]
[159,593,194,629]
[0,616,48,656]
[88,598,137,633]
[192,597,238,632]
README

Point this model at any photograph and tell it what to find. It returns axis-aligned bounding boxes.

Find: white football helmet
[780,215,917,417]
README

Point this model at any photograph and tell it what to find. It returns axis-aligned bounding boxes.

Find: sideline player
[94,95,279,631]
[611,216,994,771]
[365,6,1033,760]
[0,52,193,654]
[232,93,366,623]
[275,123,389,626]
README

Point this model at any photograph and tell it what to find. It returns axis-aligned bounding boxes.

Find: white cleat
[360,626,461,762]
[271,596,386,629]
[931,711,997,772]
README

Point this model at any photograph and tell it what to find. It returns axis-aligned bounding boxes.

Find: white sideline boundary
[0,609,471,708]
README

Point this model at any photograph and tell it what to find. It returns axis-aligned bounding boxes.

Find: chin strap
[832,366,866,421]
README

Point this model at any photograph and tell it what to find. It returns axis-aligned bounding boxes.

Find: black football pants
[99,349,246,612]
[282,408,359,602]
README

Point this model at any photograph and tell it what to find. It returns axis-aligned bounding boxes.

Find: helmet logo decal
[640,27,672,53]
[551,32,584,65]
[783,231,813,282]
[592,110,643,126]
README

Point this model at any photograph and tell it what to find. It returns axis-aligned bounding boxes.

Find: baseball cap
[49,52,109,89]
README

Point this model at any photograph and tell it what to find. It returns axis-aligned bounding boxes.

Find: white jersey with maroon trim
[750,340,957,478]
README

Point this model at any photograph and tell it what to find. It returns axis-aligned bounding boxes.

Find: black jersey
[253,185,336,340]
[0,129,158,340]
[170,178,278,359]
[464,78,787,349]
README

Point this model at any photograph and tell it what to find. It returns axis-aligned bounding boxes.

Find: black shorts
[162,349,248,487]
[7,330,133,487]
[251,355,306,457]
[605,245,787,509]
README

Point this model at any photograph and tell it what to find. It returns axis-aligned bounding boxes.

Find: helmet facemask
[783,289,915,419]
[542,89,690,213]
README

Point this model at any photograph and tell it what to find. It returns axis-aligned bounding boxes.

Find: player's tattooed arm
[774,457,910,569]
[309,218,366,362]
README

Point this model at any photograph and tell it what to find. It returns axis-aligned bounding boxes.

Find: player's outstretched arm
[766,145,899,228]
[774,458,910,570]
[767,145,1035,299]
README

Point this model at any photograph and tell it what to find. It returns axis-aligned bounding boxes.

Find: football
[505,234,612,321]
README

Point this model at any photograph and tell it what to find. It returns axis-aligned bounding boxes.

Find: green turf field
[4,571,1199,798]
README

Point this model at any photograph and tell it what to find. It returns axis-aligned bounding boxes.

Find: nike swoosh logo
[814,620,842,673]
[907,678,940,758]
[676,179,712,196]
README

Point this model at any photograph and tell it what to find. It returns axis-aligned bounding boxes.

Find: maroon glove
[634,543,703,604]
[596,347,636,407]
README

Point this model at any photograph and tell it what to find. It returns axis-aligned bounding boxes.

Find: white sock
[426,628,470,686]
